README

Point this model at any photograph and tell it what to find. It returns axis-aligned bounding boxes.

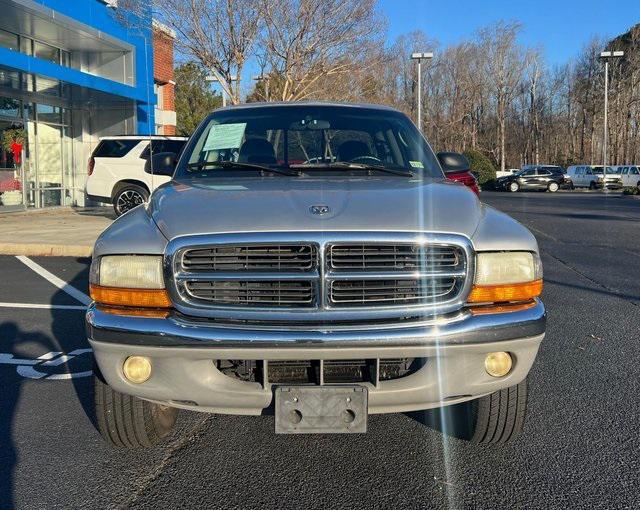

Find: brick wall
[152,23,176,135]
[153,27,174,84]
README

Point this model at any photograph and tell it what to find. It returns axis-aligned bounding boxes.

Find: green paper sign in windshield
[203,123,247,151]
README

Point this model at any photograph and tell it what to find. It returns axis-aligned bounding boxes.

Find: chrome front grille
[168,233,472,321]
[183,244,316,271]
[329,278,457,306]
[328,244,459,270]
[185,280,314,307]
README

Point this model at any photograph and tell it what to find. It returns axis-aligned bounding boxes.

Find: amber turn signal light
[90,284,172,308]
[467,279,543,304]
[469,300,537,315]
[96,305,170,318]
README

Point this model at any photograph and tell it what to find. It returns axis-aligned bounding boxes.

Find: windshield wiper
[290,162,415,177]
[187,161,298,176]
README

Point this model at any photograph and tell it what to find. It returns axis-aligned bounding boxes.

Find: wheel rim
[549,183,558,192]
[116,190,144,214]
[510,183,518,192]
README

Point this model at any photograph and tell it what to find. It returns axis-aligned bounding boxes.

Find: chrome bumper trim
[86,299,545,349]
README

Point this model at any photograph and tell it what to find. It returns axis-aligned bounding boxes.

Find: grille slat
[183,245,316,271]
[328,244,460,271]
[330,278,457,305]
[186,280,314,307]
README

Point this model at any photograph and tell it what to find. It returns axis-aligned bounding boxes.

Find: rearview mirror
[289,118,331,131]
[145,152,177,176]
[437,152,470,174]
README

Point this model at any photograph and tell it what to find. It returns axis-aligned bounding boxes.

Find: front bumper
[87,300,546,415]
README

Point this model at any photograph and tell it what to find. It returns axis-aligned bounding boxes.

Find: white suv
[85,136,188,216]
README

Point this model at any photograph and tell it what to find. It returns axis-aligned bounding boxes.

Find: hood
[149,176,483,240]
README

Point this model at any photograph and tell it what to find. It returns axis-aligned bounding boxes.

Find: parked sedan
[497,165,568,192]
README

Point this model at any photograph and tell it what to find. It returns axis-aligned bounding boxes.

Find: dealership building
[0,0,176,211]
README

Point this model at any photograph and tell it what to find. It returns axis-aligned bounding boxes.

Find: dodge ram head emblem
[310,205,330,215]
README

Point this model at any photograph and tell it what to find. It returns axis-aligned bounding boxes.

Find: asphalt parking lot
[1,191,639,510]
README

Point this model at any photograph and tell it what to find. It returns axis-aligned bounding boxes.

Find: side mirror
[145,152,177,176]
[437,152,470,175]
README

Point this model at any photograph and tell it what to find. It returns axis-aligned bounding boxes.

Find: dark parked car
[497,165,569,192]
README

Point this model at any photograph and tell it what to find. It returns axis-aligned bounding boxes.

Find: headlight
[469,252,543,304]
[90,255,170,308]
[474,252,542,285]
[90,255,164,288]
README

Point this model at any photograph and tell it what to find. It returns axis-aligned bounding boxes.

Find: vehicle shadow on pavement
[406,402,475,441]
[0,259,93,510]
[72,207,116,221]
[0,324,57,510]
[47,258,96,429]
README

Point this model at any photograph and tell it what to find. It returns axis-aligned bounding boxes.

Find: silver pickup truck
[87,102,545,448]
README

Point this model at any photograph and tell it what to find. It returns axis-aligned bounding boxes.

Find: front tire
[589,181,596,190]
[469,379,528,444]
[113,184,149,217]
[94,371,178,448]
[547,182,559,193]
[508,181,519,192]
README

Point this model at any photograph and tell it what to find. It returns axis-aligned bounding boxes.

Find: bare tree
[526,51,544,164]
[117,0,260,105]
[257,0,384,102]
[477,21,529,172]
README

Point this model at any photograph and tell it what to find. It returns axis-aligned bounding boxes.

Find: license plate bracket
[275,386,368,434]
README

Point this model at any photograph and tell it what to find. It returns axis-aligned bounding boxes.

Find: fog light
[123,356,152,384]
[485,352,512,378]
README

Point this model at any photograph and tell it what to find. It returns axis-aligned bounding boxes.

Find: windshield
[591,166,617,174]
[176,105,442,178]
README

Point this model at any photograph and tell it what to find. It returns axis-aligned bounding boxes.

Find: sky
[380,0,640,66]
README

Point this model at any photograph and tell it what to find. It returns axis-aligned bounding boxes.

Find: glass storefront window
[20,36,33,55]
[0,69,20,90]
[1,29,74,71]
[36,123,63,191]
[0,97,20,118]
[35,76,61,97]
[0,28,19,51]
[25,102,36,121]
[34,41,60,64]
[0,117,26,209]
[36,104,62,124]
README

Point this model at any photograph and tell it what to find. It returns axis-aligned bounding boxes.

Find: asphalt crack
[541,247,639,309]
[511,216,640,309]
[116,414,213,509]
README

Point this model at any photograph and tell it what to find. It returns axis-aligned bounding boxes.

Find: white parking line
[0,302,86,310]
[15,255,92,306]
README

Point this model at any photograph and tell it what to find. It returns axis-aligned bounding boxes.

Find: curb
[0,243,93,258]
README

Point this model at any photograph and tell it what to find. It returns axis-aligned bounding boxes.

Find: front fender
[93,205,168,257]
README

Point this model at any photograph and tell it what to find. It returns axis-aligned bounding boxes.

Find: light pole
[599,50,624,182]
[410,52,433,133]
[252,75,270,102]
[205,74,239,107]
